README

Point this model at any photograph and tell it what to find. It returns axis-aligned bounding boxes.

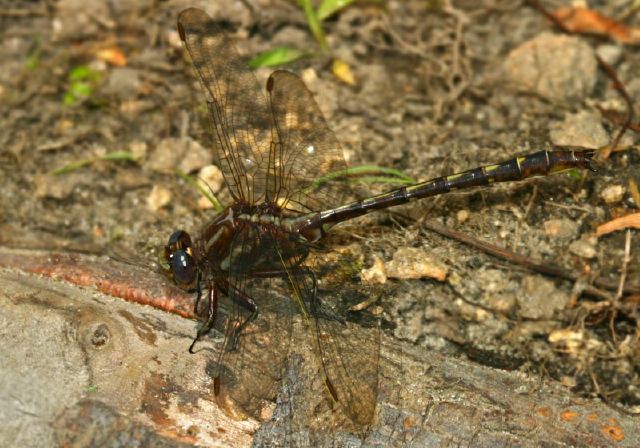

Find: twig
[420,219,640,296]
[608,230,633,343]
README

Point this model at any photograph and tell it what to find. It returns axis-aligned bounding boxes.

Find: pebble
[146,185,172,211]
[456,209,469,224]
[569,236,597,259]
[549,110,609,149]
[385,247,448,281]
[146,137,211,174]
[197,165,225,195]
[33,172,80,199]
[600,185,625,204]
[502,32,597,102]
[103,68,142,100]
[596,44,623,66]
[361,255,387,284]
[129,141,147,162]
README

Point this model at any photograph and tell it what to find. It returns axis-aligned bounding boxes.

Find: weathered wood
[0,249,635,447]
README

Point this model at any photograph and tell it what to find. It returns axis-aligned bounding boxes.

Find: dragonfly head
[164,230,198,288]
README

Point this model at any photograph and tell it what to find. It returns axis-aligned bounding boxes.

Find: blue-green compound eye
[170,249,197,286]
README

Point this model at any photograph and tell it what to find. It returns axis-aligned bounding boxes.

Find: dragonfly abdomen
[317,150,594,228]
[410,150,594,196]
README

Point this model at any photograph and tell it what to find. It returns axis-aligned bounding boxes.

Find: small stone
[543,219,579,239]
[103,68,142,100]
[456,209,469,224]
[561,376,578,388]
[569,237,597,259]
[600,185,625,204]
[33,172,80,199]
[502,32,597,102]
[518,276,570,320]
[146,137,211,174]
[549,110,609,149]
[197,165,225,195]
[596,44,623,66]
[129,141,147,162]
[301,67,318,85]
[385,247,448,281]
[147,185,172,211]
[361,255,387,284]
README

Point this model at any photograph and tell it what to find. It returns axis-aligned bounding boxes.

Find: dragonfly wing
[289,248,381,428]
[211,225,294,420]
[177,8,272,204]
[265,70,352,214]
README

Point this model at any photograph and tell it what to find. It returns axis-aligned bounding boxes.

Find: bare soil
[1,0,639,446]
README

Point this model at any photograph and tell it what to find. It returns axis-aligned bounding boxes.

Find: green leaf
[565,169,583,180]
[304,164,414,193]
[63,92,77,105]
[68,65,93,81]
[52,159,91,175]
[298,0,328,52]
[69,81,92,98]
[25,43,41,70]
[317,0,355,21]
[248,47,308,69]
[53,151,136,175]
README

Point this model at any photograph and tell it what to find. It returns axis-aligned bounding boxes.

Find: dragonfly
[165,7,595,429]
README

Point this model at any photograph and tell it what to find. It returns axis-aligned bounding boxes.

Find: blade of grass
[248,47,308,69]
[52,151,136,175]
[305,165,415,193]
[298,0,328,52]
[176,170,223,212]
[52,160,92,175]
[349,175,415,186]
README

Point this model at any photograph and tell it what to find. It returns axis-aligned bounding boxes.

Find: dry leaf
[97,47,128,66]
[331,58,356,85]
[596,212,640,236]
[552,6,640,45]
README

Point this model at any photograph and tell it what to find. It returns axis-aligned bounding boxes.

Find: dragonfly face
[164,229,198,288]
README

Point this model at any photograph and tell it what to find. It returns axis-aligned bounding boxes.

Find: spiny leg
[192,270,203,317]
[189,280,218,353]
[221,280,259,351]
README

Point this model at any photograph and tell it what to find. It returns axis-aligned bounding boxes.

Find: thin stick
[421,219,640,296]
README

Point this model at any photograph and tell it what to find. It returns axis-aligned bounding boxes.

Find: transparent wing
[211,225,294,420]
[178,9,353,211]
[290,248,381,427]
[177,8,272,204]
[266,70,351,214]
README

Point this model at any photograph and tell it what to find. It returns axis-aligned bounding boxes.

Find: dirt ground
[1,0,639,446]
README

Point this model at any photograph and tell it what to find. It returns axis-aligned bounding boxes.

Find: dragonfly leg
[189,281,218,353]
[222,281,258,351]
[192,270,203,317]
[302,269,345,325]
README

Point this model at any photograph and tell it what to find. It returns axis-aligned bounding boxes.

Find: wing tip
[177,7,209,42]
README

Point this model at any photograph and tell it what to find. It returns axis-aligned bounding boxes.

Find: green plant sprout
[176,170,224,212]
[249,0,382,68]
[52,151,136,175]
[63,65,101,105]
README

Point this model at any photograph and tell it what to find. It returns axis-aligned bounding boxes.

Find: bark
[0,248,636,447]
